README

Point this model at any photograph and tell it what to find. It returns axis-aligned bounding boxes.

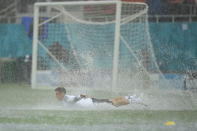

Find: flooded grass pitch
[0,84,196,131]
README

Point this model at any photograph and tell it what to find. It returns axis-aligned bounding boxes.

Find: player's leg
[91,98,112,104]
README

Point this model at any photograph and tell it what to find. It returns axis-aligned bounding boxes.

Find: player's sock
[126,95,148,107]
[125,95,142,103]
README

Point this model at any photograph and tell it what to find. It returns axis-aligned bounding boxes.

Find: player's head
[54,87,66,101]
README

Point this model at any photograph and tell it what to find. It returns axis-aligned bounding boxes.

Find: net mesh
[35,2,167,91]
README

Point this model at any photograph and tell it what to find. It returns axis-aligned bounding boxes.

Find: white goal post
[31,1,159,90]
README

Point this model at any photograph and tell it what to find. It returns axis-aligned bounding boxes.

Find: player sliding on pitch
[55,87,147,107]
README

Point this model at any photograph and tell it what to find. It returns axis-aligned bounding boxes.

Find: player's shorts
[76,98,94,107]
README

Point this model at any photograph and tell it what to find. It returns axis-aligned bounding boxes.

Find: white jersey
[62,95,94,107]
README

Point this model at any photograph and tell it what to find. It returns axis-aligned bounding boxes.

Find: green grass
[0,84,197,130]
[0,110,196,125]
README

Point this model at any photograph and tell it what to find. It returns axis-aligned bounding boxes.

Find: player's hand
[80,94,87,98]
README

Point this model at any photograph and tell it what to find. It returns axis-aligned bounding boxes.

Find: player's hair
[54,87,66,94]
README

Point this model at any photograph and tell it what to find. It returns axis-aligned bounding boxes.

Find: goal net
[32,1,161,92]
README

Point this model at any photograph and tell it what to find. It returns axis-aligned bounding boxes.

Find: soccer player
[55,87,146,107]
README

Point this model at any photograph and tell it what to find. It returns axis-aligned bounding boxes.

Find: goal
[31,1,160,91]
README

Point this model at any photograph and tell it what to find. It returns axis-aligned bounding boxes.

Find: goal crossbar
[35,1,118,7]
